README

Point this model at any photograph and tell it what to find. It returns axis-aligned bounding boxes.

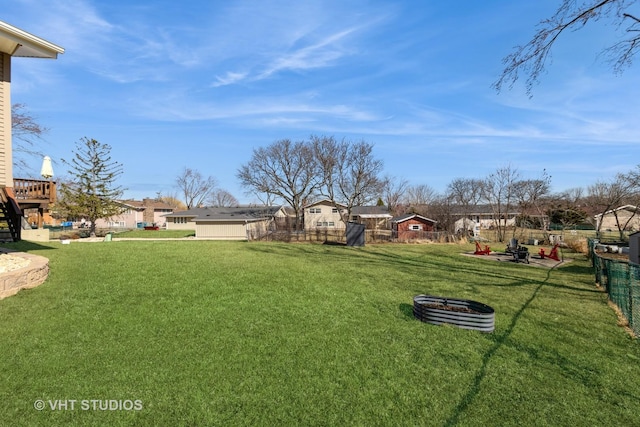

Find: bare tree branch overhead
[494,0,640,95]
[11,103,50,175]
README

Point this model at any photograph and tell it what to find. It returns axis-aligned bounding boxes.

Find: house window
[174,217,189,224]
[410,224,422,231]
[108,221,125,227]
[316,221,334,227]
[309,208,321,214]
[332,208,338,213]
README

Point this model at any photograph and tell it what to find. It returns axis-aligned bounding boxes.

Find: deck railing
[13,178,56,203]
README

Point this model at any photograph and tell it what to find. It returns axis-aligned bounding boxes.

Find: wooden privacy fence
[251,228,453,243]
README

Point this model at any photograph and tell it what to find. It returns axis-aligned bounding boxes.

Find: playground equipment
[474,241,491,255]
[539,244,560,261]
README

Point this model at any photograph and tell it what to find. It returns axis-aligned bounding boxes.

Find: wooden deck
[13,178,56,208]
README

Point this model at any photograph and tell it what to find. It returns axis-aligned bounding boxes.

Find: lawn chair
[474,241,491,255]
[513,246,530,264]
[505,238,518,254]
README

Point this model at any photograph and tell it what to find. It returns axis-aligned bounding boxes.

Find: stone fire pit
[413,295,495,333]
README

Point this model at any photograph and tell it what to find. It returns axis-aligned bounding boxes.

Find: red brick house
[391,214,437,240]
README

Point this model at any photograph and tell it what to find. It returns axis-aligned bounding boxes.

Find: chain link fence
[589,239,640,337]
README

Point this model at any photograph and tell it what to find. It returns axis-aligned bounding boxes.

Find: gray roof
[164,206,283,222]
[448,204,519,216]
[351,205,391,216]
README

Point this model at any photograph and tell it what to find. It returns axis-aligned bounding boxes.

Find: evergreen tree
[58,137,124,237]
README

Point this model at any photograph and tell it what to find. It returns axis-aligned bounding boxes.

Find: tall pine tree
[58,137,124,237]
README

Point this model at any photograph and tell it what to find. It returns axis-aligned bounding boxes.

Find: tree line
[237,136,385,231]
[14,104,640,243]
[235,136,640,242]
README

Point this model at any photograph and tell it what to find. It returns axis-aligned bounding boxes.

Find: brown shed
[391,214,437,240]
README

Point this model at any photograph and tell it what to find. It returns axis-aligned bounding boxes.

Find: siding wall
[196,222,247,240]
[0,53,12,187]
[599,211,640,232]
[304,201,345,230]
[394,218,435,240]
[166,217,196,230]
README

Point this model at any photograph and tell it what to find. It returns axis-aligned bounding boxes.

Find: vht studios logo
[34,399,143,411]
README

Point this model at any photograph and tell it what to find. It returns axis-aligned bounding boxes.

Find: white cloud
[211,72,249,88]
[258,27,359,78]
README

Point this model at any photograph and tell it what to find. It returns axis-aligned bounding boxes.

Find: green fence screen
[590,239,640,337]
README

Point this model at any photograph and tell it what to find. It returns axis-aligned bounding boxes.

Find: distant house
[595,205,640,232]
[452,204,519,233]
[391,214,437,240]
[93,199,175,229]
[303,200,392,231]
[351,206,393,230]
[164,206,287,240]
[304,200,345,231]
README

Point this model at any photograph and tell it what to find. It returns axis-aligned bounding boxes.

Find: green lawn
[0,241,638,426]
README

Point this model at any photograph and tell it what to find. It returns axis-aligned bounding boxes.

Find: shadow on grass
[443,266,557,427]
[0,241,57,252]
[558,263,595,276]
[246,243,599,296]
[399,303,414,320]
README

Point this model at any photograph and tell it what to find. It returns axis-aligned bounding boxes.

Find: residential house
[303,200,392,231]
[391,214,437,240]
[304,200,345,231]
[595,205,640,232]
[352,206,393,230]
[0,21,63,241]
[452,204,519,234]
[164,206,287,240]
[93,199,175,229]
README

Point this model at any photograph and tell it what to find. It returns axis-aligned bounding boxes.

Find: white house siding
[304,201,345,231]
[454,216,516,232]
[598,210,640,232]
[196,222,247,240]
[0,53,12,188]
[166,217,196,230]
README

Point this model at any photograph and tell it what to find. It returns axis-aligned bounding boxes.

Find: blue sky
[5,1,640,204]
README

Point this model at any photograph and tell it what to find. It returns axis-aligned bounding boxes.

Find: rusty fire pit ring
[413,295,495,333]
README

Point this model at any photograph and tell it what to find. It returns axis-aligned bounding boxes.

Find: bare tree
[312,135,345,211]
[237,139,317,230]
[175,168,217,209]
[494,0,640,95]
[446,178,483,233]
[312,136,385,224]
[382,176,409,216]
[588,168,640,239]
[11,103,50,175]
[404,183,437,208]
[251,191,277,207]
[548,188,588,231]
[419,193,452,234]
[156,192,187,211]
[210,189,239,207]
[513,170,552,232]
[481,165,521,242]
